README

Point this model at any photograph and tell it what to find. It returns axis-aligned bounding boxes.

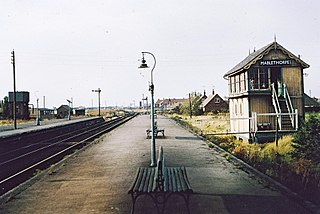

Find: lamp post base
[36,117,40,126]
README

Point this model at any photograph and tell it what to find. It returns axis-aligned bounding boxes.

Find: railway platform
[0,115,316,214]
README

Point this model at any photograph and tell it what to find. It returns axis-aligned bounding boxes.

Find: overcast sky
[1,0,319,108]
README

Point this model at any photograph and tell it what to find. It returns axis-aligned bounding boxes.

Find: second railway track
[0,114,136,197]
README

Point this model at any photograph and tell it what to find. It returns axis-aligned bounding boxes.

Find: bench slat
[170,168,177,192]
[177,167,187,191]
[143,168,152,193]
[177,167,192,192]
[128,168,140,194]
[182,167,191,192]
[182,167,190,191]
[182,167,193,192]
[166,168,171,191]
[152,166,159,192]
[166,167,171,192]
[163,167,168,192]
[129,167,193,193]
[147,168,156,193]
[135,168,145,192]
[129,168,143,193]
[165,167,193,193]
[169,167,177,192]
[139,168,149,192]
[174,167,183,192]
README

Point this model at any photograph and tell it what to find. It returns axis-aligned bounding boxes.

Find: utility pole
[142,94,148,109]
[11,50,17,129]
[92,88,101,116]
[36,98,40,125]
[189,93,192,118]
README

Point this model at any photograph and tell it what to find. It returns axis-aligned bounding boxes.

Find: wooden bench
[128,146,193,214]
[146,127,165,138]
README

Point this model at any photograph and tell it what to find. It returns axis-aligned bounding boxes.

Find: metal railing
[283,83,295,127]
[271,83,282,130]
[253,112,298,132]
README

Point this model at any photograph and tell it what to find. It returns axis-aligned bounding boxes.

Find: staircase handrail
[283,83,295,127]
[271,83,281,114]
[271,83,282,130]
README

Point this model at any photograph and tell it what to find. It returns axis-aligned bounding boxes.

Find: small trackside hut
[223,40,309,143]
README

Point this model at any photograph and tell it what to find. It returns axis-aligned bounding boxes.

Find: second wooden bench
[128,146,193,213]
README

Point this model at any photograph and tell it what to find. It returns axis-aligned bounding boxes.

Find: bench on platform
[128,146,193,214]
[146,127,165,138]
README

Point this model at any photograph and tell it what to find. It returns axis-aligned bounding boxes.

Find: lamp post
[92,88,101,116]
[66,99,72,120]
[11,50,17,129]
[189,93,193,118]
[142,95,148,113]
[139,52,156,167]
[36,98,40,125]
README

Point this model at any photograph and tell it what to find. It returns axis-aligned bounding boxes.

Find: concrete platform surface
[0,115,311,214]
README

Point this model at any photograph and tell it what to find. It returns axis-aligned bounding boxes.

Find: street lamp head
[139,54,149,68]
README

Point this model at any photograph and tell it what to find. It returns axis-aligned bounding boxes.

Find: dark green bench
[146,127,165,138]
[128,146,193,214]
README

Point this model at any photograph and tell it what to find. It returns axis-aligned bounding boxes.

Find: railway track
[0,114,136,196]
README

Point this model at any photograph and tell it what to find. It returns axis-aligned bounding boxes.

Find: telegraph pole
[189,93,192,118]
[11,50,17,129]
[92,88,101,116]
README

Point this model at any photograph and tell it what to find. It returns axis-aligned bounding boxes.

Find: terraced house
[224,40,309,142]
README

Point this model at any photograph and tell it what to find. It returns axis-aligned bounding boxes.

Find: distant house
[155,98,187,111]
[304,94,320,112]
[75,108,86,116]
[202,90,228,113]
[31,108,55,119]
[57,105,72,118]
[6,91,30,119]
[224,40,309,142]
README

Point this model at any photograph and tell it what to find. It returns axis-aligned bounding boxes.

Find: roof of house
[38,108,54,111]
[202,95,214,107]
[199,94,207,102]
[304,94,320,107]
[202,94,225,107]
[156,98,187,106]
[57,105,71,111]
[224,41,310,78]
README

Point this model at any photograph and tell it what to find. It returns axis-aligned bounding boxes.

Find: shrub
[207,142,215,148]
[292,115,320,163]
[172,113,320,204]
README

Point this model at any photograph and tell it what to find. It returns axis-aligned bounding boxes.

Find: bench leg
[186,194,191,214]
[180,193,191,214]
[130,193,136,214]
[132,192,190,214]
[146,131,150,138]
[151,192,169,214]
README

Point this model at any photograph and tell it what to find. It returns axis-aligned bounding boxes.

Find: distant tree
[179,92,203,116]
[292,115,320,163]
